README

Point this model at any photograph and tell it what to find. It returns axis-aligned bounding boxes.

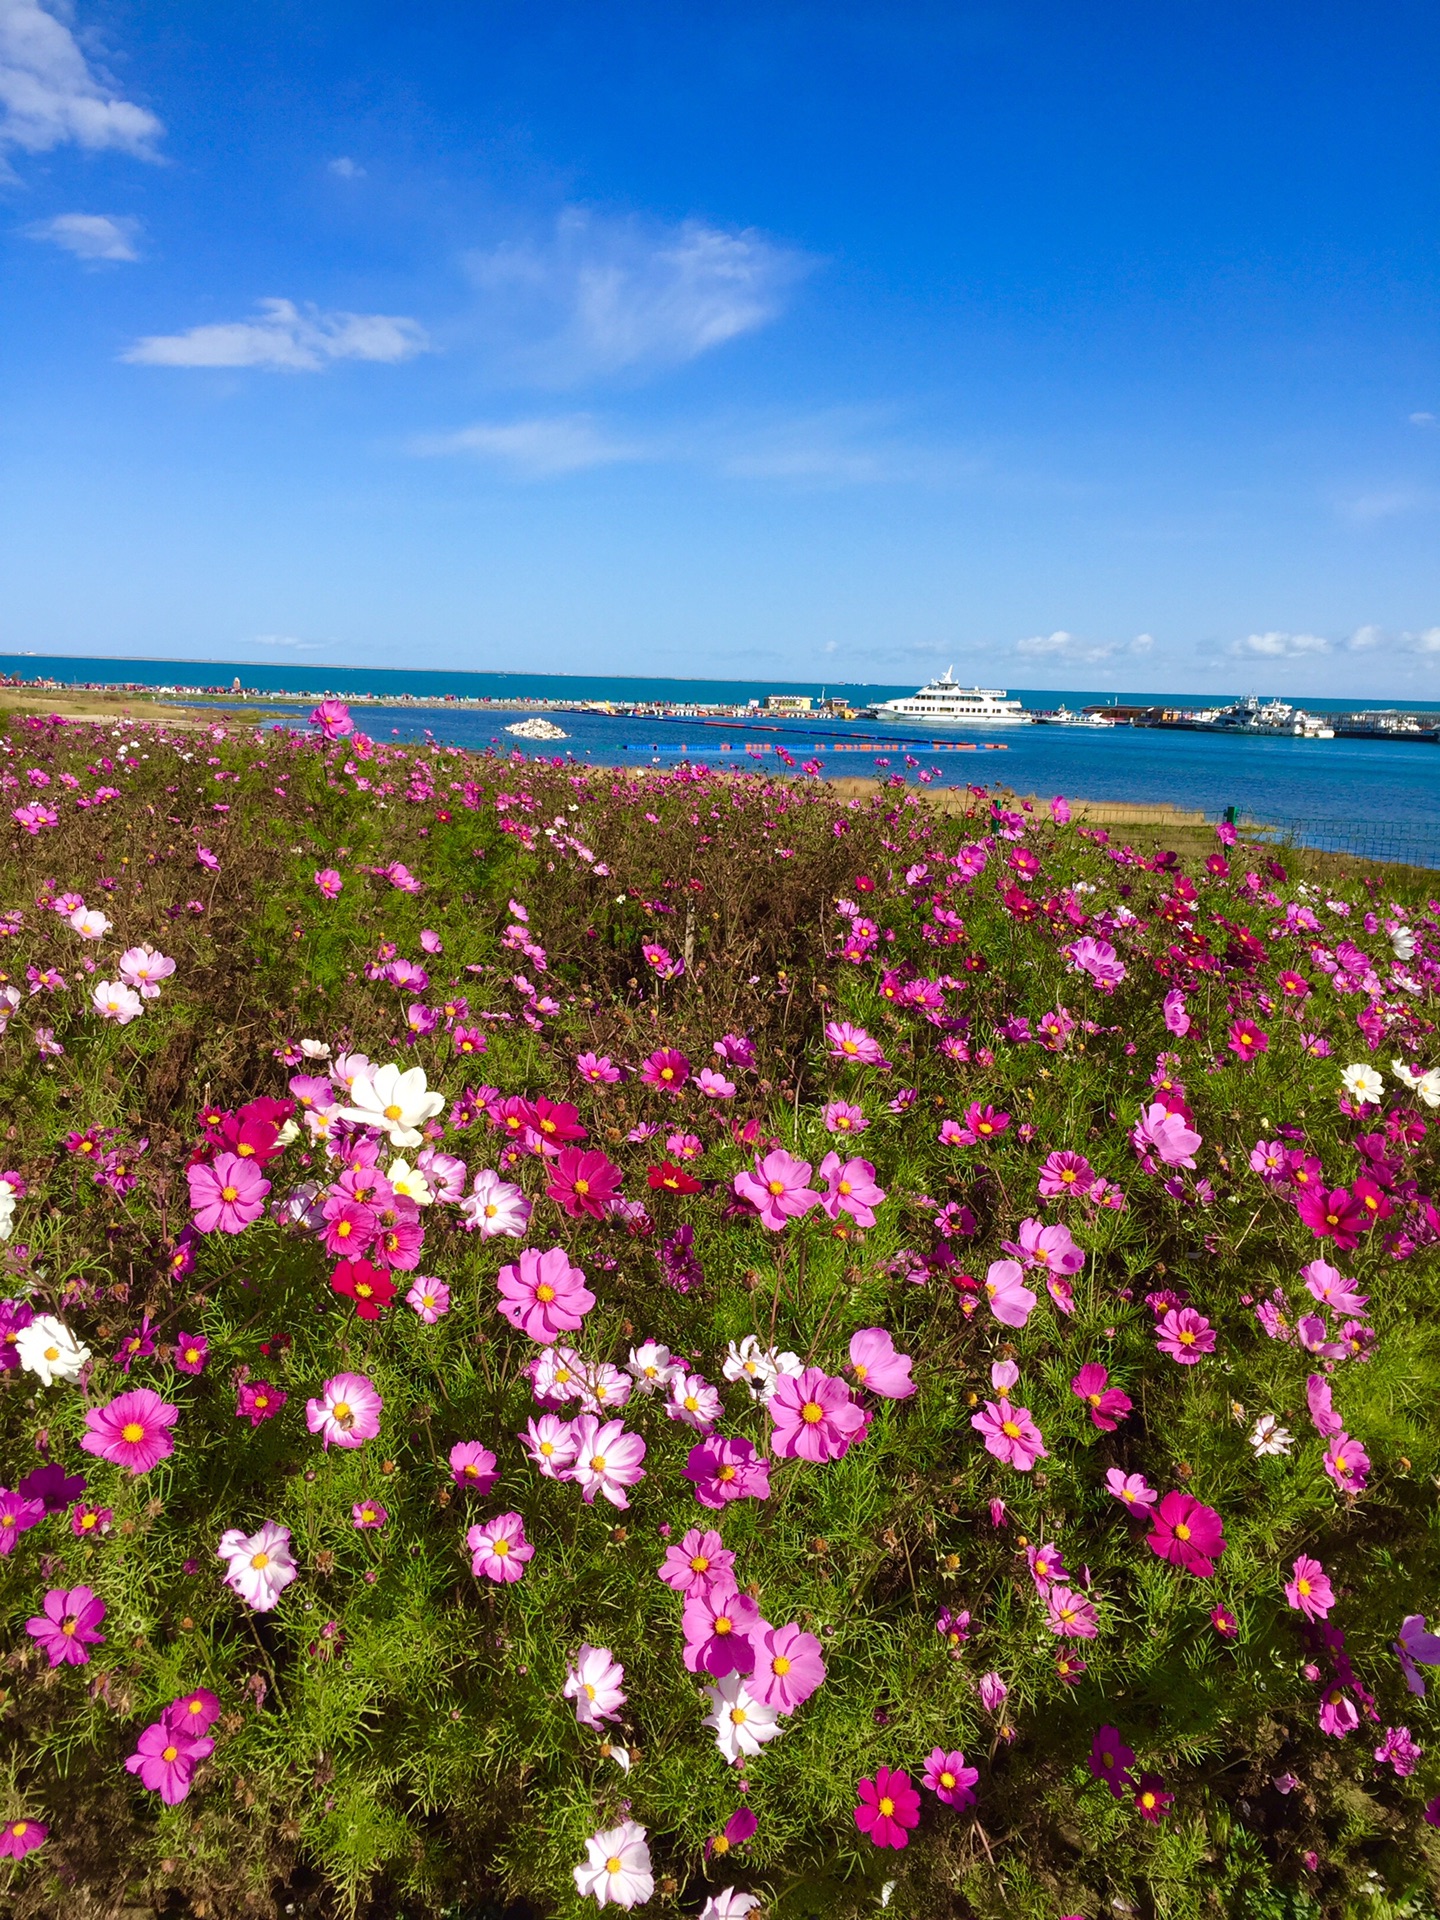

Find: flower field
[1,704,1439,1920]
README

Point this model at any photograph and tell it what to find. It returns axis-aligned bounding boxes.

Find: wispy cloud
[0,0,162,160]
[1015,630,1153,665]
[25,211,140,261]
[327,156,364,179]
[464,207,812,385]
[409,413,648,477]
[1336,486,1440,523]
[1230,630,1332,659]
[123,298,430,372]
[248,634,325,652]
[1410,411,1436,427]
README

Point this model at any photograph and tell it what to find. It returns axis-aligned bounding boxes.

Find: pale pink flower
[217,1519,298,1611]
[984,1259,1037,1328]
[405,1276,451,1321]
[568,1415,647,1507]
[461,1168,532,1238]
[731,1150,820,1230]
[521,1414,580,1479]
[971,1397,1047,1470]
[117,945,175,997]
[818,1152,886,1227]
[1132,1102,1201,1168]
[667,1371,723,1431]
[1105,1468,1158,1509]
[697,1068,736,1099]
[1002,1217,1084,1275]
[92,979,143,1024]
[496,1246,595,1341]
[467,1510,533,1583]
[825,1020,886,1066]
[768,1367,867,1462]
[564,1643,627,1726]
[848,1328,914,1398]
[305,1371,382,1449]
[823,1101,867,1135]
[572,1819,653,1909]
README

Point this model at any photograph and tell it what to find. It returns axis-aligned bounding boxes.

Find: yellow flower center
[590,1454,606,1473]
[718,1465,736,1482]
[121,1421,145,1444]
[493,1538,510,1556]
[1298,1578,1311,1596]
[574,1179,590,1196]
[383,1103,403,1121]
[536,1283,555,1302]
[714,1615,732,1635]
[162,1746,179,1764]
[772,1654,791,1675]
[940,1771,956,1789]
[690,1555,709,1573]
[878,1797,895,1818]
[250,1551,270,1569]
[729,1706,747,1724]
[767,1180,785,1195]
[605,1856,623,1874]
[801,1401,824,1424]
[220,1185,239,1203]
[1002,1420,1021,1439]
[1174,1522,1191,1542]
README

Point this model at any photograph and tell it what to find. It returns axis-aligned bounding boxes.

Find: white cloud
[0,0,161,159]
[464,206,811,384]
[328,156,364,179]
[25,210,139,260]
[410,413,647,477]
[249,634,325,651]
[1338,487,1440,523]
[1230,630,1332,658]
[1015,630,1153,665]
[1346,623,1383,651]
[122,298,430,372]
[1410,411,1436,426]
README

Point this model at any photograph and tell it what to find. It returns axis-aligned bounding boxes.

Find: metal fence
[1242,817,1440,872]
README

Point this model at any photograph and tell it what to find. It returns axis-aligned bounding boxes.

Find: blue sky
[2,1,1438,695]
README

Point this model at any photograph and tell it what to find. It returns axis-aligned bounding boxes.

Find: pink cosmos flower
[1105,1468,1157,1509]
[217,1519,298,1610]
[848,1328,915,1398]
[321,1195,376,1257]
[0,1494,44,1557]
[922,1748,978,1808]
[683,1582,761,1677]
[977,1671,1008,1713]
[576,1050,622,1083]
[126,1720,213,1805]
[768,1367,867,1462]
[667,1371,724,1431]
[971,1397,1047,1471]
[854,1767,921,1848]
[1045,1586,1099,1639]
[305,1371,383,1449]
[187,1151,271,1233]
[1394,1615,1440,1695]
[1064,935,1126,988]
[1302,1260,1367,1316]
[955,1102,1011,1146]
[467,1511,533,1583]
[568,1415,647,1507]
[1147,1491,1226,1576]
[352,1499,388,1530]
[1163,989,1191,1035]
[1374,1727,1422,1777]
[1319,1686,1359,1738]
[520,1414,579,1479]
[1284,1555,1335,1621]
[175,1330,208,1374]
[749,1621,826,1712]
[1227,1019,1268,1061]
[659,1528,736,1597]
[236,1380,286,1426]
[546,1147,623,1219]
[0,1817,46,1859]
[826,1021,887,1067]
[449,1441,498,1492]
[92,978,143,1024]
[117,945,175,996]
[460,1169,532,1239]
[1134,1774,1173,1822]
[310,698,353,738]
[641,1048,690,1095]
[984,1259,1038,1328]
[26,1584,105,1666]
[823,1100,867,1134]
[1306,1373,1345,1436]
[731,1150,821,1231]
[1071,1363,1132,1430]
[1003,1217,1084,1275]
[1026,1542,1070,1589]
[1323,1431,1370,1494]
[1131,1102,1202,1168]
[573,1820,653,1909]
[496,1246,595,1342]
[819,1152,886,1227]
[564,1643,627,1726]
[685,1435,771,1508]
[697,1067,736,1099]
[80,1389,178,1475]
[1038,1150,1095,1198]
[406,1276,451,1322]
[1296,1185,1367,1250]
[314,868,343,898]
[1155,1307,1216,1364]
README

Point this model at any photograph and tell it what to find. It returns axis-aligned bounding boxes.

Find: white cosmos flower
[1418,1070,1440,1111]
[217,1519,299,1611]
[15,1314,92,1386]
[459,1169,532,1239]
[299,1037,333,1059]
[563,1643,626,1727]
[67,907,111,940]
[1249,1414,1294,1457]
[626,1341,682,1394]
[1391,926,1417,960]
[722,1334,803,1403]
[336,1062,445,1148]
[386,1157,433,1206]
[1341,1064,1383,1106]
[699,1894,762,1920]
[701,1672,782,1764]
[572,1819,653,1910]
[92,980,144,1025]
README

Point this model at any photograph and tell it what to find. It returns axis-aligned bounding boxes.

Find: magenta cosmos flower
[1285,1555,1335,1621]
[658,1527,736,1597]
[1155,1307,1216,1364]
[971,1397,1048,1471]
[218,1519,298,1610]
[854,1767,921,1848]
[1045,1586,1099,1639]
[1105,1468,1157,1509]
[546,1147,623,1220]
[1070,1363,1132,1430]
[848,1328,915,1399]
[685,1435,771,1508]
[1038,1149,1095,1198]
[921,1747,978,1808]
[731,1150,821,1230]
[749,1621,826,1712]
[1089,1725,1135,1798]
[306,1372,382,1449]
[126,1720,213,1804]
[1131,1102,1202,1168]
[309,698,353,738]
[1323,1431,1371,1493]
[496,1246,595,1342]
[818,1153,886,1227]
[1147,1490,1226,1577]
[682,1582,762,1677]
[314,867,343,899]
[449,1441,498,1493]
[1003,1217,1085,1276]
[0,1817,46,1859]
[1296,1184,1368,1250]
[641,1047,690,1094]
[187,1151,270,1233]
[467,1510,533,1583]
[768,1367,867,1462]
[826,1020,887,1066]
[80,1389,178,1475]
[26,1584,105,1666]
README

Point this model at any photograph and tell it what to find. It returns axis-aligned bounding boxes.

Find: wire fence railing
[1242,817,1440,872]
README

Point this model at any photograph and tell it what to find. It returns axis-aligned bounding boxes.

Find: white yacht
[868,670,1031,727]
[1033,705,1114,728]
